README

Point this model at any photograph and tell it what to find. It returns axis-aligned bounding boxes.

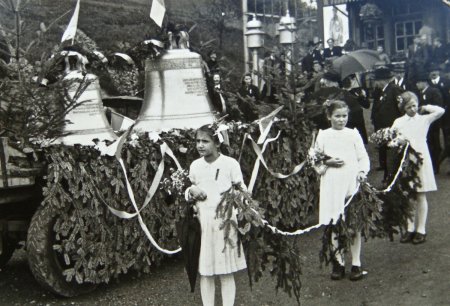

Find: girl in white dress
[315,100,370,281]
[392,91,445,244]
[186,124,246,306]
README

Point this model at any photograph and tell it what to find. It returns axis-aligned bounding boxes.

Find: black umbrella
[332,49,381,80]
[176,204,201,292]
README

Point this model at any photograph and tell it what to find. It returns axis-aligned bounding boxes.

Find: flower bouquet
[307,147,332,175]
[369,127,407,149]
[160,168,190,197]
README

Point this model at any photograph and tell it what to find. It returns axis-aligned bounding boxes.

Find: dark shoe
[330,263,345,280]
[349,266,364,281]
[412,233,426,244]
[400,232,415,243]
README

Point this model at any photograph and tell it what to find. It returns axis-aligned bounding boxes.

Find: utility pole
[242,0,249,72]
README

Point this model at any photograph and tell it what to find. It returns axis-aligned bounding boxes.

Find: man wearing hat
[416,71,443,173]
[390,63,408,90]
[310,70,343,129]
[371,65,404,178]
[429,65,450,172]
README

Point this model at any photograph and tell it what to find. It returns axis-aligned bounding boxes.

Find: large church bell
[133,45,216,132]
[54,51,117,146]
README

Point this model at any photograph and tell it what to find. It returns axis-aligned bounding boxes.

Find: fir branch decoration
[319,182,385,266]
[379,146,422,240]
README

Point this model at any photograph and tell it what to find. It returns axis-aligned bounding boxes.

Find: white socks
[200,274,236,306]
[200,275,215,306]
[406,193,428,234]
[220,274,236,306]
[332,231,362,267]
[350,232,362,267]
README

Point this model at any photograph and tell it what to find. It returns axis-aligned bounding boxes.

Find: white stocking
[220,274,236,306]
[416,193,428,234]
[350,232,362,267]
[200,275,215,306]
[331,232,344,265]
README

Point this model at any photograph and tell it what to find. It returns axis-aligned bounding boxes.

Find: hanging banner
[323,4,349,46]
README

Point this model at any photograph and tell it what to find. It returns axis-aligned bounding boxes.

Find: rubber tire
[26,205,97,297]
[0,236,16,269]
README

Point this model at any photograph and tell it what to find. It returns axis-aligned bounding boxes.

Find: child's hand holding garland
[357,171,367,182]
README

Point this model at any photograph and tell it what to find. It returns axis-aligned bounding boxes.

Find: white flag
[150,0,166,28]
[61,0,81,43]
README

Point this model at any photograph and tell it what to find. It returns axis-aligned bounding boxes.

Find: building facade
[317,0,450,57]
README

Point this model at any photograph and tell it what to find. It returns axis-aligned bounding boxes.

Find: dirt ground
[1,121,450,305]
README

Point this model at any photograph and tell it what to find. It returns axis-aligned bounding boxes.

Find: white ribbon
[94,136,182,254]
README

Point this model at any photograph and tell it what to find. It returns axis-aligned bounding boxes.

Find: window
[395,20,422,52]
[363,23,384,50]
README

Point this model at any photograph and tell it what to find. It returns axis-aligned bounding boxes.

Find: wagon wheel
[26,204,97,297]
[0,235,17,269]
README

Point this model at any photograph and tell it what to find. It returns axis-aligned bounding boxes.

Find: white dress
[391,105,445,192]
[188,154,247,276]
[315,128,370,224]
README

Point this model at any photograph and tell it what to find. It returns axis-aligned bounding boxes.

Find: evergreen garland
[379,146,422,240]
[319,182,385,266]
[39,117,315,305]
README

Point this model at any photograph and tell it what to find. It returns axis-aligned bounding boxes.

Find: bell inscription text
[183,78,208,96]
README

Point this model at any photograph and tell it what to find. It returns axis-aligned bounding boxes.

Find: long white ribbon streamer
[247,144,411,236]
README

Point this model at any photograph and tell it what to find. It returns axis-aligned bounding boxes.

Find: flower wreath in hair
[208,114,229,145]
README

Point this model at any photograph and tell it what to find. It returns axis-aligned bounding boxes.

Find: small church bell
[54,51,117,146]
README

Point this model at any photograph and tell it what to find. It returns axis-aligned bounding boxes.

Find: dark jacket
[371,83,404,130]
[323,46,343,58]
[343,90,368,143]
[238,84,260,101]
[429,77,450,127]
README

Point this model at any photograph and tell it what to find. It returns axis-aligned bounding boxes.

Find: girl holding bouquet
[392,91,445,244]
[315,100,370,281]
[185,124,246,306]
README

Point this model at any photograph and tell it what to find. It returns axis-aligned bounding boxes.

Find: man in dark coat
[406,36,431,83]
[390,63,409,90]
[416,72,444,173]
[342,74,369,143]
[207,72,228,115]
[323,38,343,59]
[371,66,404,178]
[429,65,450,172]
[312,40,325,65]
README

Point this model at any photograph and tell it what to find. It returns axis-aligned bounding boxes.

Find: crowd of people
[192,34,448,305]
[201,33,450,177]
